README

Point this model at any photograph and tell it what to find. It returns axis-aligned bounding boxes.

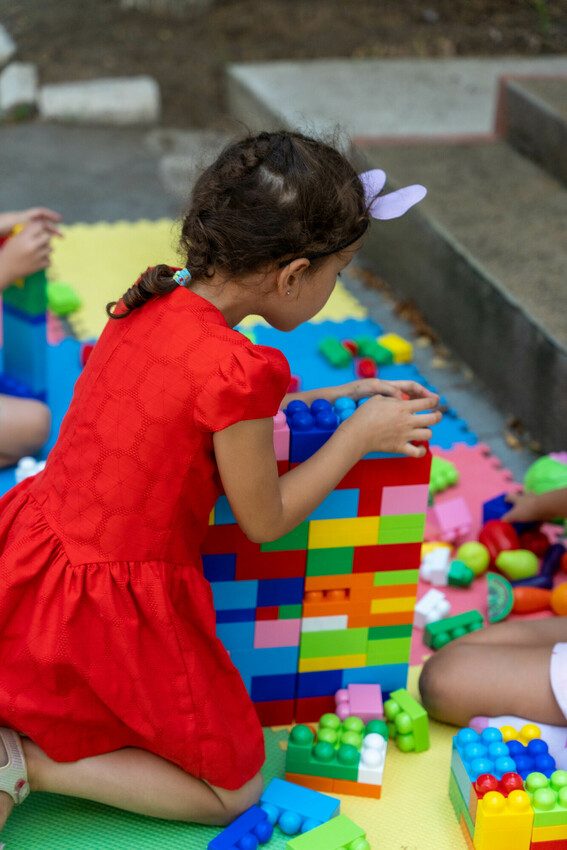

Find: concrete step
[499,76,567,185]
[357,139,567,451]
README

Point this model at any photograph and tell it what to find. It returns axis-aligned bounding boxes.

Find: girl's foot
[0,728,30,830]
[0,739,14,830]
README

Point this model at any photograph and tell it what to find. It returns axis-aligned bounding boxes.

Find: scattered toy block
[208,804,273,849]
[260,778,339,836]
[273,410,291,461]
[335,683,383,722]
[414,588,451,628]
[378,332,413,364]
[383,688,429,753]
[424,610,484,650]
[434,496,473,543]
[285,814,370,850]
[447,559,475,587]
[318,337,352,368]
[429,455,459,496]
[420,546,451,585]
[474,789,533,850]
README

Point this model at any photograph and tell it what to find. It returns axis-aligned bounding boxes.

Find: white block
[0,24,16,67]
[357,733,387,785]
[39,76,161,125]
[301,615,348,633]
[420,547,451,585]
[15,456,45,484]
[0,62,38,114]
[414,588,451,629]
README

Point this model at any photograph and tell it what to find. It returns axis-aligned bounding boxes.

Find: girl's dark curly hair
[107,130,370,318]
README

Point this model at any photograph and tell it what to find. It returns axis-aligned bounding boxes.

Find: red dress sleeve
[194,344,291,432]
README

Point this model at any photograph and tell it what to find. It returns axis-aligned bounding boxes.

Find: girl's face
[263,241,361,332]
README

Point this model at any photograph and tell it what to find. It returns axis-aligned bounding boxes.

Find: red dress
[0,286,290,790]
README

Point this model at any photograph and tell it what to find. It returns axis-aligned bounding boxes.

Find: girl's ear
[275,258,311,299]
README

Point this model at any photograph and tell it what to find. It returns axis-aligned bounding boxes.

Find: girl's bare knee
[419,648,461,720]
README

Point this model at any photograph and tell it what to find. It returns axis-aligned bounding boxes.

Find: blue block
[257,577,304,607]
[307,488,359,520]
[216,621,255,651]
[341,663,408,695]
[211,580,258,611]
[208,804,273,849]
[260,778,339,832]
[213,495,237,525]
[202,553,236,582]
[216,608,256,623]
[251,673,298,702]
[3,305,47,396]
[482,493,536,533]
[230,647,299,677]
[296,669,342,698]
[453,727,518,781]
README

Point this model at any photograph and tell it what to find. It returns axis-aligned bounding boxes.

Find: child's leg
[0,395,51,467]
[419,618,567,727]
[1,739,262,829]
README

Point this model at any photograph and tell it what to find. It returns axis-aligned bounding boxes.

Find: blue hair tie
[173,268,191,287]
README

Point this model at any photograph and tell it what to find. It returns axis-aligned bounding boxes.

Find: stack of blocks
[1,269,48,399]
[449,726,567,849]
[285,712,388,799]
[202,397,431,724]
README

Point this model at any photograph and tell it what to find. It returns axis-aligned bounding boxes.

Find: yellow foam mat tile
[49,220,367,340]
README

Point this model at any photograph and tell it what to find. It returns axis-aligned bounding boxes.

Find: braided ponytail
[106,264,177,318]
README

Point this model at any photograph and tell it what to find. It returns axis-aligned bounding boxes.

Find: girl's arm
[282,377,436,409]
[213,394,440,543]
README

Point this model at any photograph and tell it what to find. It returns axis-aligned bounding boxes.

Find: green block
[448,560,475,588]
[286,815,368,850]
[278,604,302,619]
[47,281,82,316]
[318,337,352,368]
[261,522,309,552]
[424,610,484,651]
[300,628,368,659]
[306,547,354,576]
[3,269,47,317]
[366,637,411,665]
[373,568,419,586]
[355,336,394,365]
[429,455,459,496]
[384,688,429,753]
[449,770,474,836]
[378,514,426,545]
[526,770,567,827]
[368,624,413,640]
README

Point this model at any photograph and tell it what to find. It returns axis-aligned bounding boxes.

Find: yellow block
[378,332,414,364]
[371,596,416,614]
[298,654,367,673]
[208,508,215,525]
[532,824,567,841]
[499,723,541,745]
[308,517,380,549]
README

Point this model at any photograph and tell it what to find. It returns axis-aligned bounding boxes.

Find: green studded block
[261,522,309,552]
[383,688,429,753]
[3,269,47,317]
[286,815,369,850]
[424,610,484,650]
[366,637,412,666]
[373,568,419,587]
[306,547,354,577]
[378,514,426,545]
[318,337,352,368]
[355,336,394,365]
[278,604,302,619]
[368,624,413,640]
[299,628,368,660]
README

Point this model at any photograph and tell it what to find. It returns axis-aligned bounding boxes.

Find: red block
[235,549,307,580]
[255,606,279,621]
[530,841,567,849]
[294,695,336,723]
[202,525,258,555]
[255,699,295,727]
[353,542,422,573]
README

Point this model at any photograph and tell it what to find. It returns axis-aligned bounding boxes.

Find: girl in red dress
[0,131,439,829]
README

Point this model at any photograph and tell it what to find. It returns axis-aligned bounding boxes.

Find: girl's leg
[455,617,567,648]
[419,642,565,727]
[0,395,51,467]
[0,740,262,830]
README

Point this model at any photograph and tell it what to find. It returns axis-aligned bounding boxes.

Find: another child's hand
[502,488,567,523]
[339,394,441,459]
[0,222,55,290]
[338,378,438,403]
[0,207,62,237]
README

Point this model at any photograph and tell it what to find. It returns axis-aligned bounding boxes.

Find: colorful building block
[274,410,290,461]
[434,496,473,543]
[414,588,451,629]
[424,610,484,650]
[378,332,413,364]
[318,337,352,368]
[208,805,273,849]
[429,455,459,496]
[286,814,370,850]
[383,688,429,753]
[420,545,451,585]
[259,778,339,834]
[474,789,534,850]
[335,684,383,723]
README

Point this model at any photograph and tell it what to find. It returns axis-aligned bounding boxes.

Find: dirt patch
[2,0,566,128]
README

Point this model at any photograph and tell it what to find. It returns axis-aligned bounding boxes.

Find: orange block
[459,815,475,850]
[285,772,334,793]
[305,573,374,592]
[331,778,382,799]
[371,611,414,626]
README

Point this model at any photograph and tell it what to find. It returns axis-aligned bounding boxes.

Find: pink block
[381,484,430,515]
[253,619,300,649]
[273,411,290,461]
[335,683,383,723]
[433,496,472,543]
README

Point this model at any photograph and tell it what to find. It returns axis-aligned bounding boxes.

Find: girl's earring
[286,290,291,296]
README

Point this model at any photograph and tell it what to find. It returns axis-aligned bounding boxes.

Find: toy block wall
[202,405,431,725]
[0,269,48,400]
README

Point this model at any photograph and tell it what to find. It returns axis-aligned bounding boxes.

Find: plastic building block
[335,684,383,723]
[378,332,413,364]
[2,269,47,317]
[425,610,484,650]
[254,619,301,649]
[448,560,475,587]
[381,483,429,515]
[355,357,376,379]
[487,573,514,623]
[15,456,46,484]
[3,306,47,396]
[208,804,273,849]
[525,455,567,496]
[285,814,370,850]
[318,337,352,368]
[414,588,451,629]
[259,778,339,835]
[434,496,473,543]
[500,724,541,745]
[355,336,393,365]
[288,374,301,392]
[456,541,490,576]
[46,281,82,316]
[479,520,520,564]
[420,546,451,585]
[383,688,429,753]
[454,728,556,782]
[429,455,459,496]
[273,411,291,462]
[496,549,539,582]
[474,789,533,850]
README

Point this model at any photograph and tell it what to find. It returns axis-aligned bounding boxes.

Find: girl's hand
[0,207,62,237]
[0,222,55,290]
[337,378,437,403]
[339,394,442,459]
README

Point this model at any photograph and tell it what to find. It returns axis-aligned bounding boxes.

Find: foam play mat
[1,218,538,850]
